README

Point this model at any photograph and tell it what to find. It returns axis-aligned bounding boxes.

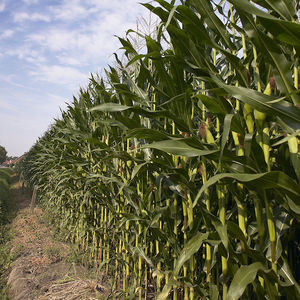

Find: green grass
[0,170,10,226]
[0,171,18,299]
[0,225,15,299]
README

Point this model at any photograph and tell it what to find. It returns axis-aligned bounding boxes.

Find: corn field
[18,0,300,299]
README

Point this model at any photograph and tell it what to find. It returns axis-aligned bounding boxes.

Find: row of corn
[18,1,300,299]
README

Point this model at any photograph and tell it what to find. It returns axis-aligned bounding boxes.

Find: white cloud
[86,0,147,13]
[22,0,39,4]
[27,27,117,66]
[0,29,14,39]
[47,0,147,22]
[49,1,94,21]
[56,56,82,66]
[29,64,88,90]
[0,2,5,12]
[28,29,77,52]
[0,74,34,91]
[24,0,153,67]
[13,12,51,23]
[6,47,46,64]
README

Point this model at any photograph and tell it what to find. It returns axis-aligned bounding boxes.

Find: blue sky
[0,0,152,156]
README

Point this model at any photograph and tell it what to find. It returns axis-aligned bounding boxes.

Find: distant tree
[6,156,18,161]
[0,145,7,164]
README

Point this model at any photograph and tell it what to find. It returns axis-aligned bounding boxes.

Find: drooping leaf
[194,171,300,212]
[212,77,300,129]
[227,262,270,300]
[127,128,170,141]
[144,139,218,157]
[174,232,209,275]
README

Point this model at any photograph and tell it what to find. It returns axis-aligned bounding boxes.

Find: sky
[0,0,154,157]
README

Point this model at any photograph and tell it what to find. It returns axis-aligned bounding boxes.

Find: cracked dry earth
[7,181,107,300]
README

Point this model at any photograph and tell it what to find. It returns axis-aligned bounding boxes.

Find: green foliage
[0,169,11,225]
[0,171,14,300]
[0,146,7,164]
[20,1,300,299]
[0,225,13,300]
[0,170,11,184]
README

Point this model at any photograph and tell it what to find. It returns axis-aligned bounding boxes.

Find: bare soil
[5,178,108,300]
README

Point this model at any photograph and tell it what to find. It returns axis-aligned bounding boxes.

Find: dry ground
[5,178,108,300]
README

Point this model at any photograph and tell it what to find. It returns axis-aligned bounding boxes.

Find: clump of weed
[44,245,64,262]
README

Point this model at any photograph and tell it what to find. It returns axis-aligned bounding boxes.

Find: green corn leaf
[251,0,297,20]
[174,232,209,275]
[227,262,270,300]
[190,0,236,51]
[228,0,281,20]
[92,103,190,132]
[278,256,300,296]
[229,0,300,46]
[211,219,229,251]
[229,3,300,105]
[143,139,218,157]
[91,103,130,112]
[194,171,300,211]
[272,130,300,146]
[258,18,300,47]
[197,94,232,115]
[220,114,234,165]
[127,128,170,141]
[212,78,300,129]
[131,162,149,180]
[133,246,154,267]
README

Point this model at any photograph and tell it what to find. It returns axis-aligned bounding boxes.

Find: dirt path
[6,178,108,300]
